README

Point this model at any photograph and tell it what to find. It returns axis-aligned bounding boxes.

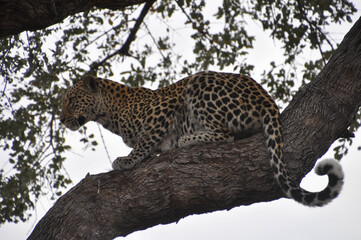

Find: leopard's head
[60,76,100,131]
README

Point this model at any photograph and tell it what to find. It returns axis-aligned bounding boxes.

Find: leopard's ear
[81,75,99,93]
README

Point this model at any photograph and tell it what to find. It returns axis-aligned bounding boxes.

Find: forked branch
[88,0,156,74]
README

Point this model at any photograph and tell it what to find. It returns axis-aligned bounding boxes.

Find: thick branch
[28,17,361,240]
[0,0,147,38]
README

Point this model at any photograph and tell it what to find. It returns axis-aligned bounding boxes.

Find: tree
[27,15,361,238]
[0,0,358,231]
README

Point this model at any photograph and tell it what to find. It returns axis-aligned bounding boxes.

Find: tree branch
[28,17,361,240]
[88,0,156,75]
[0,0,147,38]
[296,0,334,64]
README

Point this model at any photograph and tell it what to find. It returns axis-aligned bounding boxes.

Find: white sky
[1,1,361,240]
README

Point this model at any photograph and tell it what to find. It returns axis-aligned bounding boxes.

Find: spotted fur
[60,71,343,206]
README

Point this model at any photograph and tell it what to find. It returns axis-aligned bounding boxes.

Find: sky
[1,1,361,240]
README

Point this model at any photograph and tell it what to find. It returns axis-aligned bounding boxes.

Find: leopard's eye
[68,96,76,105]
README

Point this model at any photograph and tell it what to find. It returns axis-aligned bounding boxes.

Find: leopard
[60,71,344,206]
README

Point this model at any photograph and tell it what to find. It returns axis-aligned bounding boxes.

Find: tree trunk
[28,17,361,240]
[0,0,146,38]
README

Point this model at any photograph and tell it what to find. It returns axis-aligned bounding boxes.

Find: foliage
[0,0,357,224]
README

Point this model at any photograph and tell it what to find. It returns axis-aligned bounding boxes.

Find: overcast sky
[1,1,361,240]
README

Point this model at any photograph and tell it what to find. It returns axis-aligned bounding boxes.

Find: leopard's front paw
[112,157,137,171]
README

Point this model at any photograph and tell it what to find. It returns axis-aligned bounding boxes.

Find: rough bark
[28,17,361,240]
[0,0,147,38]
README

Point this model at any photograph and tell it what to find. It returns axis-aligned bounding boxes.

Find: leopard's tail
[263,111,344,207]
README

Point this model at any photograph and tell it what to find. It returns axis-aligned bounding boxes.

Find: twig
[296,0,334,64]
[143,22,167,61]
[175,0,214,44]
[97,123,112,165]
[88,0,156,75]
